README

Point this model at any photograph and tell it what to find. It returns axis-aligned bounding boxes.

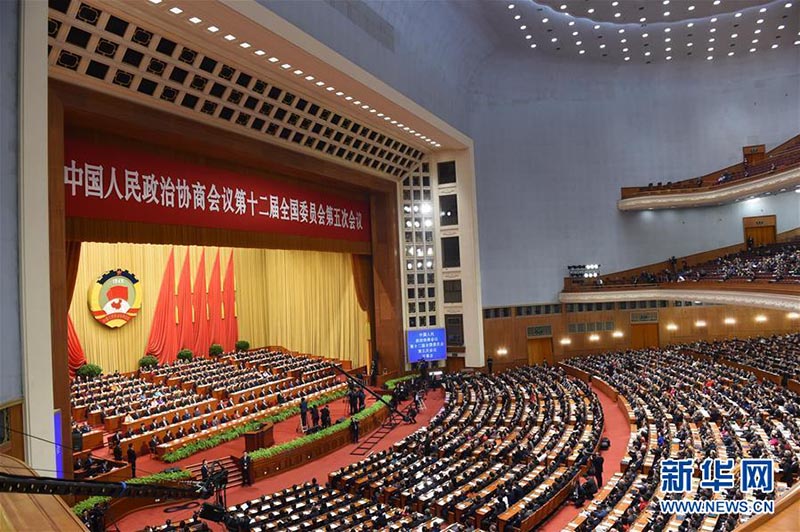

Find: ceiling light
[788,312,800,319]
[569,21,576,26]
[353,100,361,105]
[576,40,582,45]
[645,51,651,56]
[752,38,759,43]
[710,28,716,33]
[663,0,670,4]
[708,47,714,51]
[711,17,718,23]
[362,104,370,109]
[589,334,600,342]
[551,37,558,42]
[315,81,325,86]
[728,51,735,56]
[560,338,572,345]
[526,34,532,40]
[640,17,647,22]
[188,16,202,24]
[731,33,738,38]
[772,43,779,48]
[208,25,219,32]
[665,37,672,42]
[147,0,162,3]
[579,49,585,54]
[687,22,694,28]
[169,7,183,14]
[786,2,793,7]
[755,315,767,323]
[757,18,764,24]
[666,47,672,51]
[390,120,397,124]
[619,28,625,34]
[520,25,526,30]
[594,24,600,29]
[688,5,695,10]
[755,28,763,34]
[687,42,693,46]
[709,38,715,42]
[254,50,267,57]
[560,4,567,9]
[795,40,800,45]
[695,320,707,327]
[612,0,619,5]
[724,317,736,325]
[643,33,649,38]
[530,43,537,48]
[666,323,678,330]
[621,38,627,43]
[304,75,314,80]
[281,63,292,69]
[377,113,384,117]
[666,55,672,60]
[224,34,236,41]
[614,12,621,18]
[624,56,630,61]
[326,86,334,91]
[735,12,742,17]
[600,44,606,48]
[707,55,713,60]
[664,28,671,32]
[612,331,624,338]
[588,8,595,13]
[750,47,756,52]
[623,47,629,52]
[778,25,785,30]
[507,3,514,9]
[542,18,549,23]
[514,14,520,20]
[239,42,251,49]
[663,11,670,16]
[572,31,579,36]
[760,6,767,11]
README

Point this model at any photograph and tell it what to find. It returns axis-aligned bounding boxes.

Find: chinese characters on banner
[407,328,447,363]
[63,137,371,242]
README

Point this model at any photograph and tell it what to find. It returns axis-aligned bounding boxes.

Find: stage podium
[244,422,275,452]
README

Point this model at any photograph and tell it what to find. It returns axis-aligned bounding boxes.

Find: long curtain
[176,250,194,351]
[69,243,367,371]
[145,248,178,364]
[67,315,86,376]
[234,248,368,368]
[192,249,210,356]
[207,251,224,347]
[222,250,238,351]
[66,240,87,374]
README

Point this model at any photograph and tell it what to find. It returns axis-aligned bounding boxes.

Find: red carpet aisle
[115,388,445,531]
[539,384,631,531]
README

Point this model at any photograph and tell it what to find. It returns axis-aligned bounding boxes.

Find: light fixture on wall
[588,334,600,342]
[723,317,736,325]
[787,312,800,319]
[560,338,572,345]
[612,331,624,338]
[666,323,678,331]
[496,347,508,356]
[694,320,707,327]
[755,315,767,323]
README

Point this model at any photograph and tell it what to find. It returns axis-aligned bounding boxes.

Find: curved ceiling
[497,0,799,63]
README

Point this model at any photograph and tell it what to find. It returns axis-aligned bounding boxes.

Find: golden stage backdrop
[69,242,369,372]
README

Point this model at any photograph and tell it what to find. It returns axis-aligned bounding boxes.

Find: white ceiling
[494,0,799,63]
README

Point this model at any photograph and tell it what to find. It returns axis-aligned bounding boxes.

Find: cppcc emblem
[88,269,142,328]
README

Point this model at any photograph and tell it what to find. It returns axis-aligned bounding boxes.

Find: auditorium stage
[115,389,445,530]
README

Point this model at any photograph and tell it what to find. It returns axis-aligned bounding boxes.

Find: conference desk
[81,429,104,451]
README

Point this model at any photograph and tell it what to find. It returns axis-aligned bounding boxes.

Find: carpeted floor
[114,388,445,531]
[538,383,632,531]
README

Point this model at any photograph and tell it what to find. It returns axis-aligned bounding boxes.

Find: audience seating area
[687,333,800,381]
[564,347,800,531]
[145,483,454,532]
[621,133,800,198]
[571,240,800,290]
[70,349,343,457]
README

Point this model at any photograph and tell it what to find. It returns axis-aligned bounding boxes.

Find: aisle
[114,388,445,531]
[539,384,631,531]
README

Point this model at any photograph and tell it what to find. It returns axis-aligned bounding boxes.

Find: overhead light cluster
[149,0,442,148]
[504,0,797,63]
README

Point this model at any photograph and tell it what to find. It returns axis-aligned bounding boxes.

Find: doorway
[527,337,554,365]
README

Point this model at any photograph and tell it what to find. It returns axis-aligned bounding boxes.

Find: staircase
[185,455,244,488]
[350,410,403,457]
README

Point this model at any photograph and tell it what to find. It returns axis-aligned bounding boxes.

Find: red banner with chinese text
[64,137,371,242]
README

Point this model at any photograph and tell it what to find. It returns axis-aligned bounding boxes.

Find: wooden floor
[0,455,85,532]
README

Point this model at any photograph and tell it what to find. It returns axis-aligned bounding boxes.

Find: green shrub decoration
[177,349,193,362]
[76,363,103,379]
[385,374,418,391]
[235,340,250,352]
[71,469,193,515]
[208,344,224,357]
[138,355,158,369]
[161,388,348,463]
[249,395,391,461]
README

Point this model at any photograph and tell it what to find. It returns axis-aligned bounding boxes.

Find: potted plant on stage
[209,344,224,357]
[177,349,194,363]
[76,363,102,379]
[235,340,250,352]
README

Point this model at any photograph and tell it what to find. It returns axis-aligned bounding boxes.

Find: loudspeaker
[335,417,347,425]
[199,502,226,522]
